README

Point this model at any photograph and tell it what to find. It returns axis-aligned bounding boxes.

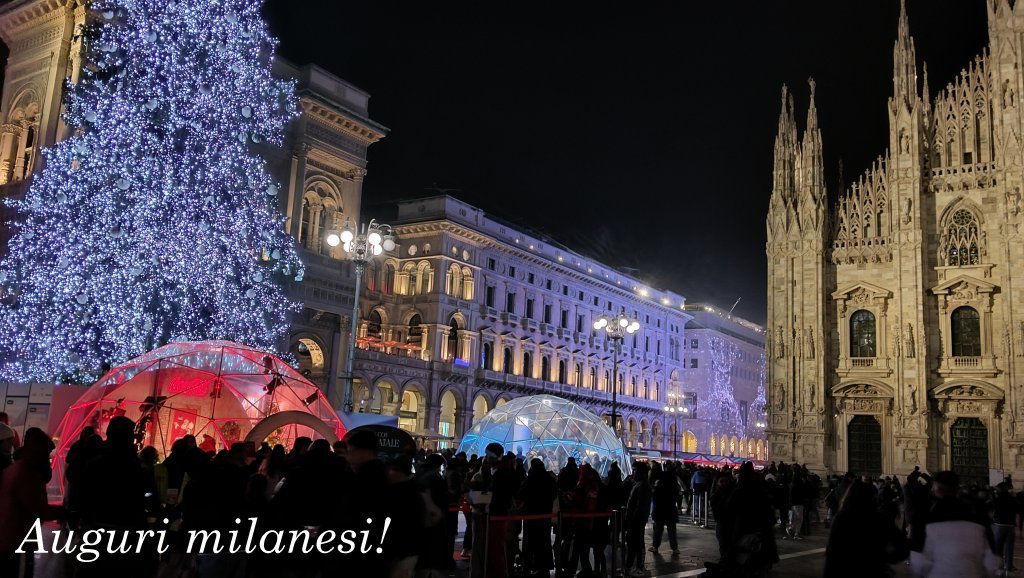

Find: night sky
[262,1,990,324]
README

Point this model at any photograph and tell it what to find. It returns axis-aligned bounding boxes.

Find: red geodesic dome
[49,340,343,493]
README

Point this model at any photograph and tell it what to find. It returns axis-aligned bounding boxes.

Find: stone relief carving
[1008,187,1022,217]
[904,324,915,359]
[808,384,816,412]
[775,326,785,359]
[851,290,871,305]
[901,197,912,224]
[951,282,976,302]
[805,326,815,359]
[1018,322,1024,358]
[950,385,986,397]
[955,400,983,414]
[773,382,785,411]
[845,384,879,396]
[907,383,918,414]
[891,323,902,358]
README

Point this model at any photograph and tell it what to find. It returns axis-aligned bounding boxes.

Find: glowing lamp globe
[340,230,354,244]
[326,233,341,247]
[382,238,396,252]
[367,231,382,246]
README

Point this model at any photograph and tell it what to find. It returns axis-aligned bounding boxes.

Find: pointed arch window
[850,309,876,358]
[951,306,981,357]
[944,209,981,266]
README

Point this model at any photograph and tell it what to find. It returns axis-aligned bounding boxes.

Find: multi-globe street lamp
[326,218,396,413]
[593,308,640,447]
[663,393,690,459]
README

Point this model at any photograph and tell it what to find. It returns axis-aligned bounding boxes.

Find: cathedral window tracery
[943,209,981,266]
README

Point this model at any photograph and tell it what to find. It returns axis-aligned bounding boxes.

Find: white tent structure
[457,394,630,476]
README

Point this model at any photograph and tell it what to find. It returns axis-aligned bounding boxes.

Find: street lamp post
[663,394,689,460]
[593,308,640,446]
[326,218,396,413]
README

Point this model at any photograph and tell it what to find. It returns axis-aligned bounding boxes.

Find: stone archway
[831,381,895,475]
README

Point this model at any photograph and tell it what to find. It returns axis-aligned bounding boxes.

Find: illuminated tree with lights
[0,0,302,383]
[748,353,768,438]
[697,336,744,452]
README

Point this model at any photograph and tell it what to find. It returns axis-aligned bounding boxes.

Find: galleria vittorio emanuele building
[767,0,1024,484]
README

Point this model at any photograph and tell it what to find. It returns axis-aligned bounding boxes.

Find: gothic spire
[772,84,797,202]
[893,0,919,109]
[801,78,825,204]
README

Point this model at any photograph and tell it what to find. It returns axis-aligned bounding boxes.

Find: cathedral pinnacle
[893,0,919,108]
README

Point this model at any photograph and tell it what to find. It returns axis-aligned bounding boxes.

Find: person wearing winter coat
[911,471,998,578]
[0,428,63,578]
[824,480,907,578]
[624,462,652,577]
[517,459,558,575]
[649,466,680,554]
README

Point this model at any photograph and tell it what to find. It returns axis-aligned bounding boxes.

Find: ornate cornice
[0,0,75,46]
[301,98,385,146]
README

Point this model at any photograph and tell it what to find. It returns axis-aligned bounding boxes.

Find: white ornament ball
[76,294,88,304]
[253,272,263,283]
[231,64,241,74]
[102,10,115,19]
[225,12,239,23]
[271,249,281,260]
[56,193,67,203]
[237,132,248,143]
[58,257,69,268]
[266,184,278,196]
[23,231,34,240]
[146,31,157,43]
[84,111,97,123]
[146,99,158,111]
[245,289,256,298]
[295,274,304,282]
[69,353,81,363]
[251,134,263,143]
[241,106,252,118]
[116,178,130,190]
[199,84,213,96]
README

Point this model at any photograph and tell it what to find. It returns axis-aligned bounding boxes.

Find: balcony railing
[851,358,875,368]
[952,356,981,368]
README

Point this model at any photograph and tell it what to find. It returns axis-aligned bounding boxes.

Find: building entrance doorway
[847,414,882,478]
[951,417,988,486]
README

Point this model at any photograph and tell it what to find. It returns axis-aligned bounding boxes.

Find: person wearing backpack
[417,453,451,575]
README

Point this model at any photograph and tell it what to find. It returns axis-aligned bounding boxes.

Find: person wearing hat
[0,422,15,475]
[0,427,63,578]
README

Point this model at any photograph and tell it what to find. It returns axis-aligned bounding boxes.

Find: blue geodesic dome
[457,394,631,477]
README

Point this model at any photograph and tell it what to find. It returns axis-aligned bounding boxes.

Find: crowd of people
[0,411,1022,578]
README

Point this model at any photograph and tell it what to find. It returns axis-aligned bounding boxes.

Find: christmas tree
[697,336,745,451]
[0,0,303,383]
[749,353,767,438]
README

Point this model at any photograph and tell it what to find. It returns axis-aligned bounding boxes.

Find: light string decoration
[696,336,745,450]
[0,0,302,383]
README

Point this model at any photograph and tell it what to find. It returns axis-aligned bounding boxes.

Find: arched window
[523,352,533,378]
[503,347,512,373]
[541,356,551,382]
[944,209,981,266]
[461,268,475,300]
[631,376,638,397]
[299,198,313,247]
[589,367,597,389]
[446,263,461,296]
[447,319,459,361]
[407,314,422,344]
[951,306,981,357]
[574,364,583,386]
[850,309,876,358]
[367,310,382,339]
[482,342,493,370]
[383,263,396,295]
[557,360,566,384]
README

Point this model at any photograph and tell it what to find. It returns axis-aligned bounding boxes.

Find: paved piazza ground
[29,513,1024,577]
